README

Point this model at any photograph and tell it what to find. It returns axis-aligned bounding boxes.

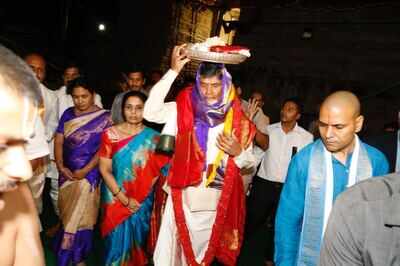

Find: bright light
[98,23,106,31]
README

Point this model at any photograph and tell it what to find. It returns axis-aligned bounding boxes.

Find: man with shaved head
[274,91,389,266]
[25,53,46,83]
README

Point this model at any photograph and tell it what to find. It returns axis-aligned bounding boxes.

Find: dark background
[1,0,400,133]
[1,0,173,107]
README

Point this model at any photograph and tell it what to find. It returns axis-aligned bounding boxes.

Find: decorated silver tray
[184,43,248,64]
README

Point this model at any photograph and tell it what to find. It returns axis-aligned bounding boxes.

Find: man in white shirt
[25,53,58,214]
[25,118,50,214]
[55,64,103,119]
[246,97,313,264]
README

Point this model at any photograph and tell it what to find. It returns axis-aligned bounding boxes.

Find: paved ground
[40,179,273,266]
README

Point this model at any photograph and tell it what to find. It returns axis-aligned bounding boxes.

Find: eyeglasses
[0,139,28,153]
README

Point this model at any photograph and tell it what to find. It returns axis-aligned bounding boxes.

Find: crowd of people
[0,42,399,266]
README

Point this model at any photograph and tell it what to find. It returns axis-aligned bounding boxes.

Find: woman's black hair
[121,91,147,122]
[66,76,95,95]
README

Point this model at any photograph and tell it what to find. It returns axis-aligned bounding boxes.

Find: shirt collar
[332,153,353,168]
[331,136,360,167]
[279,122,299,133]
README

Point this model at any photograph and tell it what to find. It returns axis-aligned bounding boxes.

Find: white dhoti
[27,162,47,214]
[154,192,217,266]
[46,160,59,216]
[27,173,45,214]
[25,117,50,215]
[145,69,257,266]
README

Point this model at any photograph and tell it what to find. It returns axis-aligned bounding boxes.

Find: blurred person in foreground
[0,45,45,265]
[319,172,400,266]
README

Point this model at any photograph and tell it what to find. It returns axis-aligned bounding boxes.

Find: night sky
[1,1,119,93]
[1,0,400,112]
[1,0,171,107]
[1,1,118,58]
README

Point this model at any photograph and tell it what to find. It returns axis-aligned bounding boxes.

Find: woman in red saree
[99,91,168,266]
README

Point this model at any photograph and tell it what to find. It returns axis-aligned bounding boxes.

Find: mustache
[0,175,18,192]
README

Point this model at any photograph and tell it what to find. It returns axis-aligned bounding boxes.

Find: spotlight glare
[98,23,106,31]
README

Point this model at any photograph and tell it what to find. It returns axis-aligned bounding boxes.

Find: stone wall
[160,1,219,75]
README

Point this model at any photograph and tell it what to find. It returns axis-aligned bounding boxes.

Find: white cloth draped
[145,70,256,265]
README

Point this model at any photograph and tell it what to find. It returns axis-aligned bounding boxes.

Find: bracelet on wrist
[113,187,122,197]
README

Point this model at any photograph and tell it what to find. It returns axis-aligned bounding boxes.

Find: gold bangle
[112,187,122,197]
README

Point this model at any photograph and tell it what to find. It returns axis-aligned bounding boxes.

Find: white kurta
[40,84,58,181]
[144,70,256,265]
[25,84,57,215]
[25,118,49,216]
[40,84,58,143]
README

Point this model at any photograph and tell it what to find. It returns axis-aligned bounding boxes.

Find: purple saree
[53,107,112,266]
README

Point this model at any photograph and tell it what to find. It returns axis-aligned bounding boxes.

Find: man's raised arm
[144,44,190,123]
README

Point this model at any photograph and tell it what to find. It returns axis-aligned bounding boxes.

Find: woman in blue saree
[99,91,168,266]
[53,77,112,266]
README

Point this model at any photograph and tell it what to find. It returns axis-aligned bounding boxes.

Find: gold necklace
[118,123,144,136]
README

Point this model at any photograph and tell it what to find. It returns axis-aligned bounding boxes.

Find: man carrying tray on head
[144,42,257,266]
